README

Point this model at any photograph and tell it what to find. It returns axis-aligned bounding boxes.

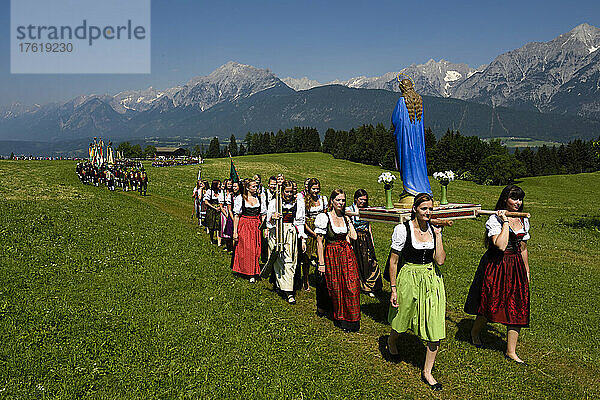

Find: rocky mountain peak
[175,61,283,110]
[452,23,600,114]
[568,23,600,45]
[282,76,324,91]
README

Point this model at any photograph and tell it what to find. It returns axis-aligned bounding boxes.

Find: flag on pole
[229,153,239,183]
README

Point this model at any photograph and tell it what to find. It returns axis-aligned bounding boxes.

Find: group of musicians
[76,161,149,195]
[193,174,531,391]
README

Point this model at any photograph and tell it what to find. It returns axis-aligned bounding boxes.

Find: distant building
[155,147,187,158]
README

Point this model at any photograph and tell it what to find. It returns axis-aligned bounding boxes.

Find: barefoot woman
[464,184,530,364]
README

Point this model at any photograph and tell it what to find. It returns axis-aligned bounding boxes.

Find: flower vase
[385,185,394,209]
[440,184,448,205]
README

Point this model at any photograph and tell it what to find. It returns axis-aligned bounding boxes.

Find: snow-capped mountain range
[284,23,600,118]
[453,23,600,117]
[284,59,485,98]
[1,23,599,146]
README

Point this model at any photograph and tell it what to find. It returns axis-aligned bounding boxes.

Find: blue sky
[1,0,600,107]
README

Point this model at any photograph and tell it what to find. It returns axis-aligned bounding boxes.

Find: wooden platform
[358,203,482,225]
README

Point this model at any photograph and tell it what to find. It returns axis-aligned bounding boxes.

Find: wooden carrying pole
[476,210,530,218]
[430,218,453,227]
[356,204,531,226]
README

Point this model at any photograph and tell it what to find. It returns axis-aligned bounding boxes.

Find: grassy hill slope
[0,153,598,399]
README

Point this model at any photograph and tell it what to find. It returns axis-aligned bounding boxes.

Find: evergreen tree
[273,129,285,153]
[206,137,221,158]
[307,127,322,151]
[143,145,156,159]
[476,154,526,185]
[192,144,202,157]
[322,128,336,154]
[424,127,437,170]
[245,133,253,154]
[238,143,246,156]
[130,144,144,159]
[259,132,273,154]
[117,141,132,158]
[228,134,238,156]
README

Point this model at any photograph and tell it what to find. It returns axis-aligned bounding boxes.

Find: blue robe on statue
[391,97,432,195]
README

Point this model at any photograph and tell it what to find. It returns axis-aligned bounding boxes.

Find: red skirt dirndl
[465,249,530,327]
[325,240,361,324]
[232,215,262,277]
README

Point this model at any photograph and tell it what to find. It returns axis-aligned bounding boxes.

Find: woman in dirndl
[302,178,328,293]
[193,180,204,226]
[346,189,382,297]
[203,180,222,246]
[387,193,446,390]
[232,179,266,283]
[464,184,530,364]
[315,189,360,332]
[201,180,209,232]
[267,180,306,304]
[220,179,234,252]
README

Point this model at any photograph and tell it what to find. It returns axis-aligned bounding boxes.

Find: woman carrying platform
[464,184,530,365]
[387,193,446,391]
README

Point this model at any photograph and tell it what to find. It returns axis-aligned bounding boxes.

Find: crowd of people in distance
[193,174,531,391]
[76,161,149,195]
[5,155,82,161]
[152,158,200,167]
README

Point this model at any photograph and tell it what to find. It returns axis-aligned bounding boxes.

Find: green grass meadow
[0,153,599,399]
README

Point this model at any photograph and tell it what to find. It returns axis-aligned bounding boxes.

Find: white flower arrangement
[378,172,397,188]
[433,170,455,185]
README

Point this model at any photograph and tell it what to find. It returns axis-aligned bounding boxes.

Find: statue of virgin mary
[391,78,432,199]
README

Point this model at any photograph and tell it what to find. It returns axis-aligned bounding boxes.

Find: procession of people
[191,168,532,391]
[88,75,534,391]
[77,138,532,391]
[76,161,149,195]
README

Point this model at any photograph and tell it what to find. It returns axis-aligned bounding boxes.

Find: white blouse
[233,195,267,216]
[218,191,233,205]
[314,212,348,235]
[486,215,530,241]
[391,222,434,252]
[266,197,306,238]
[203,189,220,202]
[266,190,277,204]
[306,195,328,217]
